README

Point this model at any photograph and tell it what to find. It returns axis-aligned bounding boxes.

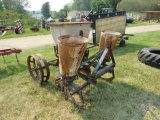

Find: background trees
[108,0,122,11]
[0,0,39,27]
[117,0,160,12]
[41,2,51,19]
[69,0,160,13]
[0,0,160,25]
[71,0,91,11]
[64,0,122,14]
[0,0,29,13]
[0,0,3,11]
[43,0,160,19]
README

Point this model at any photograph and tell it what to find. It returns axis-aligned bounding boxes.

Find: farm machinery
[0,48,22,64]
[0,19,23,36]
[27,10,131,106]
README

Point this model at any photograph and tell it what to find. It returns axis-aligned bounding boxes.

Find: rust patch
[58,35,89,77]
[98,31,121,58]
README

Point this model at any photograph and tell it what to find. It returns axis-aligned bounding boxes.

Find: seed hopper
[27,21,122,105]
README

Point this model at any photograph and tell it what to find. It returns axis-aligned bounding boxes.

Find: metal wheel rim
[27,55,44,84]
[36,54,50,81]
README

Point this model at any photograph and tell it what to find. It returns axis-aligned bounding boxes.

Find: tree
[71,0,91,11]
[63,3,72,11]
[80,0,91,11]
[1,0,29,13]
[41,2,51,19]
[108,0,122,11]
[117,0,160,12]
[0,0,3,11]
[91,0,122,12]
[2,0,12,10]
[51,11,59,18]
[14,0,29,14]
[91,0,106,13]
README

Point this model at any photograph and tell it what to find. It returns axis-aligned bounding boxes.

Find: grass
[0,30,160,120]
[0,20,159,40]
[127,20,158,27]
[0,27,50,39]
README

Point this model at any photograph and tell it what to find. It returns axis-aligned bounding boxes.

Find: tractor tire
[138,48,160,68]
[119,39,125,47]
[15,28,20,34]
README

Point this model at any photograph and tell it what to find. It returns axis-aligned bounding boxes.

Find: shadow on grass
[114,42,151,56]
[76,81,160,120]
[40,80,59,94]
[38,77,160,120]
[0,63,27,80]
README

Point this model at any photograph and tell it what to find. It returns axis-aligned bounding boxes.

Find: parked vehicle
[126,15,134,23]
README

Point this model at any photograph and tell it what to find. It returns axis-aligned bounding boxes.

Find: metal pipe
[70,82,90,95]
[95,63,114,79]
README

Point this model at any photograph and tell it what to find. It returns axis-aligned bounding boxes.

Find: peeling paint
[69,46,81,76]
[58,35,88,77]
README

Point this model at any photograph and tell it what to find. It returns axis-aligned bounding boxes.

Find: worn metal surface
[48,22,92,45]
[98,31,121,58]
[27,54,50,84]
[0,48,22,64]
[58,35,89,77]
[95,15,126,43]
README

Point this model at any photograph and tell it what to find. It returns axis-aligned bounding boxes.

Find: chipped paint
[58,35,88,77]
[69,46,81,76]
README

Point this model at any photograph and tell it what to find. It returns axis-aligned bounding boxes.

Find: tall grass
[0,31,160,120]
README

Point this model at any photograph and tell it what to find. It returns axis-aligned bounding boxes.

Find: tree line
[42,0,160,19]
[0,0,39,26]
[0,0,160,22]
[0,0,29,14]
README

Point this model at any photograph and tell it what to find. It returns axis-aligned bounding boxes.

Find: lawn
[0,30,160,120]
[0,27,50,39]
[127,20,158,27]
[0,20,159,40]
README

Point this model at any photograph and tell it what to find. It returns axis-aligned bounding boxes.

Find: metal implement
[27,54,50,84]
[54,39,117,106]
[27,10,128,105]
[0,19,23,36]
[0,48,22,64]
[27,29,121,106]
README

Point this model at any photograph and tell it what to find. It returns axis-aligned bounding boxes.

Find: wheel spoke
[27,55,44,84]
[36,54,50,81]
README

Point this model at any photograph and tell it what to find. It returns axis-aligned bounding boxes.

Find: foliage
[0,0,29,14]
[90,0,122,13]
[91,0,107,13]
[41,2,51,19]
[0,9,39,27]
[0,0,3,11]
[63,3,72,11]
[71,0,91,11]
[51,3,72,19]
[51,11,59,19]
[117,0,160,12]
[107,0,122,11]
[0,26,50,39]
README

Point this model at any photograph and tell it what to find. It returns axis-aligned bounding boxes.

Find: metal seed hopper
[27,21,121,106]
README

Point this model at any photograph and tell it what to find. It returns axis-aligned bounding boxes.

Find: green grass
[0,27,50,39]
[127,20,158,27]
[0,20,159,40]
[0,31,160,120]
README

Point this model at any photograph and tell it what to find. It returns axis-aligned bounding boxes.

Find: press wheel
[27,54,50,84]
[67,85,84,106]
[36,54,50,81]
